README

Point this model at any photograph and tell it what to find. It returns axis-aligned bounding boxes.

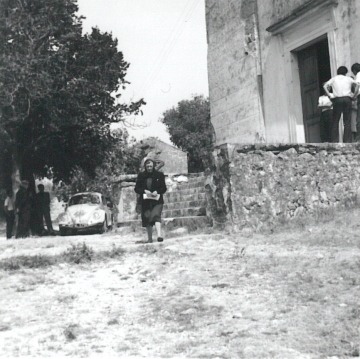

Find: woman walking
[135,158,167,243]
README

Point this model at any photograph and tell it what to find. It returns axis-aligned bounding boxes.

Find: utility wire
[137,0,199,99]
[121,0,199,128]
[136,0,194,98]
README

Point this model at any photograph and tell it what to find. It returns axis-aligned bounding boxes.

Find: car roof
[71,192,102,197]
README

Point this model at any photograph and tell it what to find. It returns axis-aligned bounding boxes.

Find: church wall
[348,0,360,62]
[206,0,266,146]
[206,0,360,145]
[258,0,359,143]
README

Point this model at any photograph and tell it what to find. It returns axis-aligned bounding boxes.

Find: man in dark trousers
[323,66,359,142]
[15,180,31,238]
[4,189,15,239]
[36,184,55,235]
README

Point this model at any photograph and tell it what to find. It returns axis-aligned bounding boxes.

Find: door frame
[297,44,322,142]
[267,1,349,143]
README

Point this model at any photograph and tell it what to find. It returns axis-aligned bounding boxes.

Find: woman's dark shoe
[157,237,164,242]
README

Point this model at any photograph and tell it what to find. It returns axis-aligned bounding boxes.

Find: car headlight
[59,213,71,225]
[88,210,103,225]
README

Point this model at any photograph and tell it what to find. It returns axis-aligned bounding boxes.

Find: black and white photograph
[1,0,360,358]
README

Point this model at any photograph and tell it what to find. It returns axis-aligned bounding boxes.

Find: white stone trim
[267,1,345,143]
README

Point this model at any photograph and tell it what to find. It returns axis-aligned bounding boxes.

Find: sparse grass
[1,208,360,357]
[0,254,55,271]
[0,242,126,271]
[98,243,126,259]
[63,324,78,341]
[269,206,338,234]
[62,242,93,264]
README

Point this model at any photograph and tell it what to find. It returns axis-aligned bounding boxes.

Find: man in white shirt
[351,63,360,141]
[323,66,359,143]
[4,189,15,239]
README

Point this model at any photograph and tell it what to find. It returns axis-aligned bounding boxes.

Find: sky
[76,0,209,144]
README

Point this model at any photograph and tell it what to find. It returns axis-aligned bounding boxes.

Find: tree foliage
[160,95,214,172]
[0,0,145,188]
[54,128,143,205]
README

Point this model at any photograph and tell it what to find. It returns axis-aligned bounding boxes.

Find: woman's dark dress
[134,169,167,227]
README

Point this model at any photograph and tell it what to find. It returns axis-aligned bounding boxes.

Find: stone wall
[205,0,360,145]
[206,143,360,232]
[206,0,266,146]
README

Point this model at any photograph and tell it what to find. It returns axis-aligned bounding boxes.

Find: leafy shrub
[0,255,55,271]
[62,242,93,264]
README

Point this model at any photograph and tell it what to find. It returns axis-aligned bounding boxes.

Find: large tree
[160,95,214,172]
[0,0,144,189]
[54,128,144,204]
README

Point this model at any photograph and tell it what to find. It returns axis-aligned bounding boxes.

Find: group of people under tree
[4,181,55,239]
[319,64,360,143]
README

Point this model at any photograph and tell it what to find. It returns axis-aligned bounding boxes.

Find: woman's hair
[144,159,156,167]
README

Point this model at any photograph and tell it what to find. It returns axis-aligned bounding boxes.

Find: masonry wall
[206,0,266,146]
[258,0,359,143]
[349,0,360,61]
[206,143,360,232]
[206,0,360,145]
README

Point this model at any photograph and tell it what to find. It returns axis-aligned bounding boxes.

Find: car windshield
[68,194,100,206]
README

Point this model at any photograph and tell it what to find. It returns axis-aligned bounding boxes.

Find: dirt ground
[0,209,360,358]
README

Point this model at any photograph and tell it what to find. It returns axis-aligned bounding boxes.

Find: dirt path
[1,210,360,358]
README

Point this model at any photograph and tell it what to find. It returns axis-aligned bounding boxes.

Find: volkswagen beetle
[58,192,115,236]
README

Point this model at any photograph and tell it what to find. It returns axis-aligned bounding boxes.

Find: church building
[206,0,360,145]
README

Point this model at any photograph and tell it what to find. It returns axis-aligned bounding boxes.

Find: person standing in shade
[351,63,360,141]
[4,189,15,239]
[135,159,167,243]
[318,86,334,142]
[323,66,359,143]
[36,184,55,235]
[15,180,31,238]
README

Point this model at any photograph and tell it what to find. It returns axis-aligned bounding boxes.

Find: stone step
[170,173,205,180]
[174,181,206,190]
[163,200,206,211]
[163,206,206,218]
[117,216,211,231]
[165,185,205,194]
[165,191,206,202]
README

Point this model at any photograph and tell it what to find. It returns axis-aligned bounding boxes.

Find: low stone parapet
[206,143,360,232]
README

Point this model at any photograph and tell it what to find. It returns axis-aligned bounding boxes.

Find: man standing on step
[323,66,359,142]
